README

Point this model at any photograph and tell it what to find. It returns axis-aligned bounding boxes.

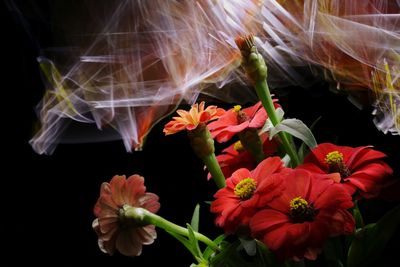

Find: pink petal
[125,175,146,206]
[97,194,119,215]
[110,175,127,206]
[100,182,112,196]
[98,216,118,234]
[137,225,157,245]
[116,229,143,257]
[139,193,161,213]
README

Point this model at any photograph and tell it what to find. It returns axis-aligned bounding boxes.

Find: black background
[3,1,400,266]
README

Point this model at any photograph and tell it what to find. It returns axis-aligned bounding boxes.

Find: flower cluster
[91,35,397,267]
[92,99,394,265]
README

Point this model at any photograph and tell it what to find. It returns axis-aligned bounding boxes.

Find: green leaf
[239,238,257,256]
[347,204,400,267]
[191,204,200,232]
[297,116,321,161]
[260,108,285,134]
[324,237,344,263]
[210,240,285,267]
[269,119,317,149]
[203,234,226,260]
[187,224,203,259]
[352,200,364,229]
[166,230,194,255]
[281,154,291,167]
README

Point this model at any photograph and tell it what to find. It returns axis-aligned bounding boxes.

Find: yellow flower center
[234,178,257,200]
[234,105,249,123]
[325,150,351,179]
[325,151,344,165]
[233,141,245,152]
[289,197,315,223]
[233,105,242,112]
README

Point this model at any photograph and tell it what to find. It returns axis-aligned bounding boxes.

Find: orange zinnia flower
[93,174,160,256]
[163,102,225,135]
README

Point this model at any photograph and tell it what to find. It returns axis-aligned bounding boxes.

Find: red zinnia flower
[93,174,160,256]
[210,157,286,233]
[208,101,277,143]
[298,143,393,198]
[210,133,278,179]
[163,101,225,135]
[250,169,355,261]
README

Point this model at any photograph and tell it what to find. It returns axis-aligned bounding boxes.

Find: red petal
[304,143,338,170]
[207,110,237,131]
[199,111,211,123]
[297,162,327,174]
[249,108,267,128]
[243,102,262,118]
[250,209,289,234]
[313,183,353,210]
[346,146,386,169]
[285,169,313,200]
[230,168,252,185]
[251,157,283,182]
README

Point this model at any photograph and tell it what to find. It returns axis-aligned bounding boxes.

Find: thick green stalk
[203,153,226,188]
[235,35,300,167]
[124,206,219,251]
[254,80,300,166]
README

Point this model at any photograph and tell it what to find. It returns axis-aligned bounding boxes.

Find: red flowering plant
[88,34,400,267]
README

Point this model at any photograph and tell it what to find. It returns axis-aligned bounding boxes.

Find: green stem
[203,153,226,188]
[124,207,218,251]
[254,80,300,167]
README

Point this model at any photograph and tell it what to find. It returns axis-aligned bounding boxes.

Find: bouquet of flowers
[90,35,398,267]
[20,1,399,266]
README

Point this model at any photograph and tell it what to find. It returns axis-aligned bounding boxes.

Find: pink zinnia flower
[163,101,225,135]
[208,101,272,143]
[210,133,278,179]
[93,174,160,256]
[298,143,393,198]
[210,157,286,233]
[250,169,355,261]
